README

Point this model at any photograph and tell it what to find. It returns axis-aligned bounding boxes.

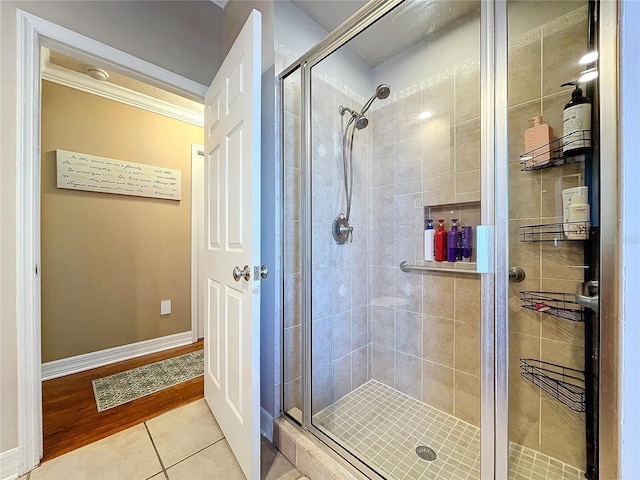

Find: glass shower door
[506,1,600,478]
[305,2,485,478]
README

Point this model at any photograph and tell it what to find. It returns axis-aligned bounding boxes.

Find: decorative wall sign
[56,149,181,201]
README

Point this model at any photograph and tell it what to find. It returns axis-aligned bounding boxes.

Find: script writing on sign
[56,150,182,201]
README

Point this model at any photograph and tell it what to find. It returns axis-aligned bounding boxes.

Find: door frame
[15,10,207,474]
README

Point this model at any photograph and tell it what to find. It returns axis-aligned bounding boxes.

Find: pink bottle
[524,115,553,168]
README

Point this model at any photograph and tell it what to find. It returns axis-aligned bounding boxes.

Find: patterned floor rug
[92,349,204,412]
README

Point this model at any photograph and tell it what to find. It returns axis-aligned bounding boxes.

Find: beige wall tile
[373,103,395,148]
[540,162,583,218]
[541,314,584,347]
[454,371,481,427]
[333,354,352,401]
[454,321,480,376]
[284,73,301,117]
[509,379,541,451]
[423,77,454,121]
[539,398,586,468]
[423,315,454,368]
[423,174,455,205]
[395,352,422,401]
[455,169,480,196]
[542,21,588,97]
[422,360,454,414]
[284,112,301,168]
[312,364,333,414]
[508,36,542,106]
[509,278,543,337]
[454,276,481,323]
[424,125,454,178]
[284,378,302,413]
[509,220,542,278]
[396,135,423,183]
[284,274,302,329]
[395,91,423,142]
[423,272,455,319]
[396,310,422,357]
[311,78,334,130]
[540,338,584,371]
[284,325,302,383]
[455,119,480,173]
[372,145,395,187]
[372,344,395,388]
[541,242,586,281]
[454,66,480,123]
[509,163,541,219]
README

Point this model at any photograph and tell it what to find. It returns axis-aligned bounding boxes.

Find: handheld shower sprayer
[333,84,391,245]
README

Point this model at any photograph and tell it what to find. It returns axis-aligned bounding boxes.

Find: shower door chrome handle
[233,265,251,281]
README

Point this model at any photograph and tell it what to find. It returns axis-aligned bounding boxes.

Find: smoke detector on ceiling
[85,67,109,82]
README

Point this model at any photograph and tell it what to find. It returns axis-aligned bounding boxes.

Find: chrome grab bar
[399,261,478,275]
[399,261,526,282]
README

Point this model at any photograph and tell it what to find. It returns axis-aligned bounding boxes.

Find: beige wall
[40,80,202,362]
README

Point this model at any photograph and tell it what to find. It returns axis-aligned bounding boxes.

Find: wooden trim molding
[41,332,193,381]
[41,62,204,127]
[0,448,20,480]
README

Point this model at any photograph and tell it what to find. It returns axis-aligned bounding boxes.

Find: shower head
[354,114,369,130]
[360,84,391,115]
[375,84,391,100]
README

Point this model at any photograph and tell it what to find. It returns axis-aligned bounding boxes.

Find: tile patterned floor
[314,380,585,480]
[20,399,302,480]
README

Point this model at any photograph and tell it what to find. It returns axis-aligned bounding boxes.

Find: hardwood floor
[42,339,204,462]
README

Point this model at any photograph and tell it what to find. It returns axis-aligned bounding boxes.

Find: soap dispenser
[561,81,592,156]
[524,115,553,168]
[434,219,447,262]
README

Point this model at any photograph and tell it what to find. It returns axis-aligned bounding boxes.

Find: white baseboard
[261,407,274,442]
[0,447,20,480]
[42,331,193,380]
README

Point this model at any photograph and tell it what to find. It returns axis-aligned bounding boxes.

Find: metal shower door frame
[278,0,508,476]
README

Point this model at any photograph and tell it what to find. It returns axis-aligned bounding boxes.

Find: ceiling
[291,0,480,67]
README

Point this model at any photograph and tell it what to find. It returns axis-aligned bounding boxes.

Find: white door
[203,10,261,480]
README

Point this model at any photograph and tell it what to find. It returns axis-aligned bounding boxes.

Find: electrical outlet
[160,300,171,315]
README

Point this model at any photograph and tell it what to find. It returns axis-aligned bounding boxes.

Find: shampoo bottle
[424,219,435,261]
[524,116,553,168]
[561,81,592,156]
[447,219,462,262]
[434,219,447,262]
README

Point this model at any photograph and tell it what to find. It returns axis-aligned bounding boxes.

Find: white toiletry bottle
[424,219,435,261]
[562,186,590,240]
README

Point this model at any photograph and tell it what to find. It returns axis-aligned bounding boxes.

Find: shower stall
[278,0,614,478]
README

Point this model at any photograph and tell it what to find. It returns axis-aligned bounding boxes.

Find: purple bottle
[462,226,473,260]
[447,219,462,262]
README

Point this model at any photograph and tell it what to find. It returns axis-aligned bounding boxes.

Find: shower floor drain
[415,445,437,461]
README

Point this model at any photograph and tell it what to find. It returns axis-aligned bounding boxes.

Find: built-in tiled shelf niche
[423,200,480,266]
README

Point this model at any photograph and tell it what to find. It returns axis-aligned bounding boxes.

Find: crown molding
[41,62,204,127]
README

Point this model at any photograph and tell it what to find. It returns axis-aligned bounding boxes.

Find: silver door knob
[233,265,251,281]
[260,265,268,279]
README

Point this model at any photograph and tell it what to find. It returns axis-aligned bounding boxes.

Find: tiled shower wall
[281,65,373,416]
[367,58,483,428]
[507,4,588,469]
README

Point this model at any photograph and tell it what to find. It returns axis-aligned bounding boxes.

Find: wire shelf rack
[519,221,590,242]
[520,359,586,412]
[520,291,584,322]
[520,130,591,171]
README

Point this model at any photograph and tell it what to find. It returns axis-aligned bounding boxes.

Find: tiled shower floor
[313,380,584,480]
